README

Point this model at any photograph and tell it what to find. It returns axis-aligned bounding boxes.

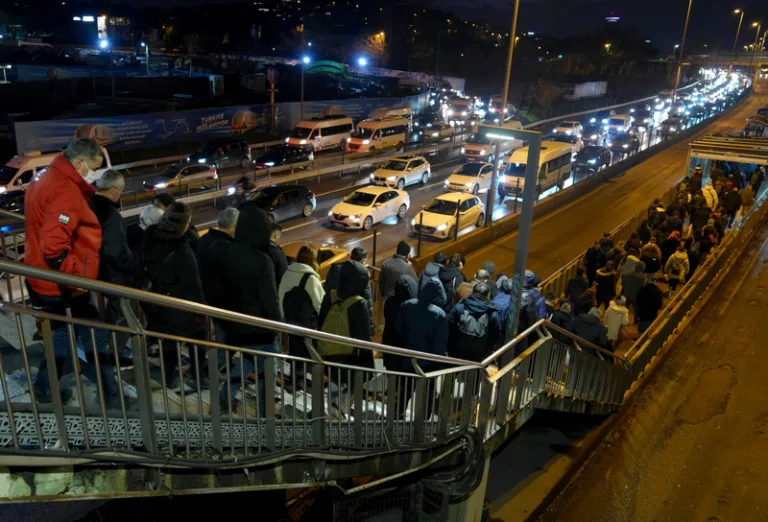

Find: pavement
[533,206,768,522]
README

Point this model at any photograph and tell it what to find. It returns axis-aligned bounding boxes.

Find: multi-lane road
[154,92,745,270]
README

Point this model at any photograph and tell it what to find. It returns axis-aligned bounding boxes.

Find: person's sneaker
[33,386,73,404]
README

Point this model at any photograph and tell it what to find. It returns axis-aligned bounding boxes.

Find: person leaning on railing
[24,138,125,407]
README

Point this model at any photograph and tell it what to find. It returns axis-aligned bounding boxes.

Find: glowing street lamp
[357,57,368,67]
[99,39,109,50]
[604,42,612,52]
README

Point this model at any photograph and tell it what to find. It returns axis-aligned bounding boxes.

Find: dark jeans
[220,339,280,417]
[33,293,118,398]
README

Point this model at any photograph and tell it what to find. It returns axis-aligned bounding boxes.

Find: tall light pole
[672,0,693,104]
[731,9,745,73]
[300,56,310,120]
[753,22,762,51]
[487,0,520,224]
[140,42,149,77]
[672,43,680,58]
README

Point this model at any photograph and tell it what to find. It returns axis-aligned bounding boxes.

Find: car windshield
[455,163,484,176]
[344,191,377,206]
[248,190,281,206]
[554,135,576,144]
[290,127,312,139]
[425,199,458,216]
[381,160,407,171]
[504,162,527,176]
[581,146,602,157]
[560,122,576,128]
[352,127,375,139]
[609,118,625,126]
[0,166,19,185]
[467,133,491,145]
[160,165,181,178]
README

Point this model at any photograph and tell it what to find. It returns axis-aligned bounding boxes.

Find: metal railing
[0,222,627,467]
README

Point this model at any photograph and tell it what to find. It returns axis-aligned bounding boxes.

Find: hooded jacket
[721,187,741,213]
[278,261,325,317]
[741,185,755,207]
[603,301,629,341]
[418,261,442,290]
[567,313,609,349]
[438,264,466,306]
[89,193,135,287]
[594,267,616,303]
[618,255,641,279]
[447,293,502,362]
[664,250,690,282]
[382,275,418,347]
[702,183,719,211]
[141,225,204,337]
[379,254,418,299]
[218,206,281,345]
[324,260,373,334]
[25,155,102,297]
[318,260,372,344]
[637,282,664,322]
[196,228,233,308]
[390,278,449,372]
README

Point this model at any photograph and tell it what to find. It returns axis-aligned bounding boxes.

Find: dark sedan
[237,184,317,223]
[574,146,612,172]
[606,133,640,155]
[581,124,605,145]
[254,145,314,170]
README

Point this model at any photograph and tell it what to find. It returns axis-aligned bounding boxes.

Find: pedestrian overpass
[0,148,766,516]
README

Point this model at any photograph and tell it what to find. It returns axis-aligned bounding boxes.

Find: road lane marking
[343,233,375,248]
[419,181,447,191]
[284,218,321,232]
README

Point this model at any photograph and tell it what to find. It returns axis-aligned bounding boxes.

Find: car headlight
[622,144,628,149]
[328,210,333,216]
[347,137,352,142]
[465,182,473,187]
[489,108,496,113]
[227,187,236,195]
[197,158,206,164]
[186,156,190,161]
[590,118,596,123]
[565,130,572,135]
[588,159,597,164]
[446,109,453,116]
[606,141,612,147]
[460,147,466,153]
[387,176,397,180]
[370,174,376,180]
[436,223,447,231]
[670,127,677,131]
[299,139,307,145]
[285,138,290,143]
[363,140,370,145]
[461,111,468,116]
[264,162,275,167]
[479,149,486,155]
[444,179,450,185]
[414,121,420,126]
[155,182,167,189]
[351,215,361,221]
[644,119,649,123]
[553,128,558,133]
[590,134,598,140]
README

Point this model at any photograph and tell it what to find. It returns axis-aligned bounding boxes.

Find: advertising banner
[14,93,428,155]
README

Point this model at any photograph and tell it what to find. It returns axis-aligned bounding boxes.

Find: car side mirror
[374,203,381,207]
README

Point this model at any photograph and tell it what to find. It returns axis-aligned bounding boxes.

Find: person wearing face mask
[25,138,127,408]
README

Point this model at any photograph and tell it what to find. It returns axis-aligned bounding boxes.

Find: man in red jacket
[26,138,121,406]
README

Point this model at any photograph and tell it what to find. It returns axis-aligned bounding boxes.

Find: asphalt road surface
[536,205,768,522]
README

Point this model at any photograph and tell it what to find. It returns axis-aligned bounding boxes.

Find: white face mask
[84,169,98,183]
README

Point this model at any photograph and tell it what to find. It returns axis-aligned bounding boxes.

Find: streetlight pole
[672,0,693,104]
[486,0,520,226]
[141,43,150,77]
[300,18,306,120]
[753,22,762,50]
[731,9,745,73]
[436,31,441,75]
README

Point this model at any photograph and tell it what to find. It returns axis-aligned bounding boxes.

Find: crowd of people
[22,138,757,414]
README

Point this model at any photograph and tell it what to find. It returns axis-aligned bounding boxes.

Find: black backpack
[283,273,318,329]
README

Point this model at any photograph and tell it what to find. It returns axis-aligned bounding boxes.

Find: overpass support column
[447,456,491,522]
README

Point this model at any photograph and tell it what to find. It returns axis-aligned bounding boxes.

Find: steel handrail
[0,258,482,369]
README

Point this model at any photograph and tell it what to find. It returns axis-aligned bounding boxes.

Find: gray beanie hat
[160,202,192,236]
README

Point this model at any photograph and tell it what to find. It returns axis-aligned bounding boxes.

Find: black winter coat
[196,228,233,308]
[218,207,282,346]
[382,275,418,347]
[391,279,449,372]
[567,313,609,349]
[637,282,664,322]
[89,194,136,286]
[565,274,589,301]
[141,225,204,338]
[438,264,466,307]
[268,241,289,285]
[379,254,417,299]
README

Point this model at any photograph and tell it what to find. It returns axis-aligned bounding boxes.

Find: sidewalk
[535,217,768,522]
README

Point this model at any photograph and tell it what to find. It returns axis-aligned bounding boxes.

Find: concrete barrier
[410,93,749,274]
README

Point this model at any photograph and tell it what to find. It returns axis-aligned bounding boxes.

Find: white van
[285,115,354,152]
[368,107,412,127]
[346,116,409,153]
[0,148,113,193]
[462,121,523,162]
[605,114,633,135]
[497,141,573,199]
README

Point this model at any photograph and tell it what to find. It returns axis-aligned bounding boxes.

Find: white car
[444,162,494,195]
[411,193,485,239]
[553,120,583,136]
[424,121,454,140]
[370,156,431,190]
[329,186,410,231]
[552,134,583,155]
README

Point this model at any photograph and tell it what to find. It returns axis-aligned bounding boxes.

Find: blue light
[99,39,109,50]
[302,56,311,64]
[357,57,368,67]
[1,226,11,233]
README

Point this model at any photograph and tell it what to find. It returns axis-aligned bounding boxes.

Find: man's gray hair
[139,205,164,230]
[217,207,240,229]
[96,169,124,191]
[62,138,103,162]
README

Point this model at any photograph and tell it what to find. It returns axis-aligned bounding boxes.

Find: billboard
[14,93,428,155]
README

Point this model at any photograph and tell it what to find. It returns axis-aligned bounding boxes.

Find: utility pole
[487,0,520,223]
[268,69,278,134]
[672,0,694,103]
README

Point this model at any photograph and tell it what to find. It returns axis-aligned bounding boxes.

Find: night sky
[443,0,768,52]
